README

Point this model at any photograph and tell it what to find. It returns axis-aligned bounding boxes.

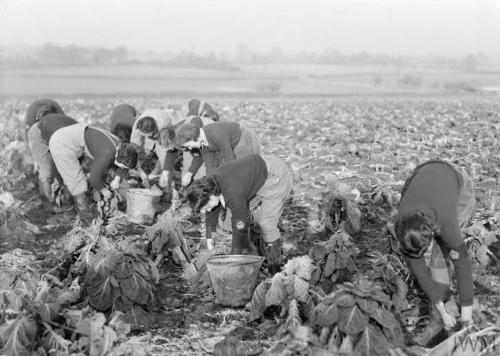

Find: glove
[182,172,194,187]
[110,176,121,190]
[461,305,473,325]
[159,170,170,188]
[139,169,148,182]
[100,188,112,200]
[436,302,457,330]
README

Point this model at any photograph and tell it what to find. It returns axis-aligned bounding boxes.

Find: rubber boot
[412,306,444,347]
[73,193,93,226]
[261,238,283,273]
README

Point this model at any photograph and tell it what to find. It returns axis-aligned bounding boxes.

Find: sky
[0,0,499,57]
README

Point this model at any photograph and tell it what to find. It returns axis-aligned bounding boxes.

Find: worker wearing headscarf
[47,121,136,223]
[24,99,66,202]
[109,104,138,143]
[187,154,293,268]
[187,99,219,122]
[395,160,475,345]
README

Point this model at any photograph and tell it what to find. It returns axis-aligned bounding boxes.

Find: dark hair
[186,176,221,213]
[136,116,158,135]
[112,123,133,143]
[175,123,201,146]
[115,143,139,169]
[395,211,438,258]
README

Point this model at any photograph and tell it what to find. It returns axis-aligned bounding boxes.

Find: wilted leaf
[55,289,80,306]
[281,299,301,335]
[282,256,313,281]
[108,312,131,339]
[249,280,271,321]
[368,307,399,330]
[308,245,327,261]
[0,316,38,356]
[301,292,315,322]
[40,323,71,353]
[353,324,390,356]
[337,305,369,335]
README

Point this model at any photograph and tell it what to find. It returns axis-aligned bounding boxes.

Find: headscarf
[130,109,175,148]
[187,99,219,121]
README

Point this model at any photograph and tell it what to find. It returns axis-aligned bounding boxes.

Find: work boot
[73,193,93,226]
[261,239,283,270]
[412,306,445,347]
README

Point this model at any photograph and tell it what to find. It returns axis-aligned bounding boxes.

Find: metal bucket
[206,255,264,307]
[126,188,163,223]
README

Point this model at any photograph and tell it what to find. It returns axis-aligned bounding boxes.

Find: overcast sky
[1,0,499,57]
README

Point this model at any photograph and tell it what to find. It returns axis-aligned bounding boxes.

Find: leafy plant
[317,181,362,235]
[309,276,405,355]
[309,230,359,293]
[464,219,499,270]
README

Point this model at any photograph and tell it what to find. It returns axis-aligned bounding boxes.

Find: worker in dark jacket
[175,121,260,186]
[187,99,219,121]
[46,121,137,222]
[186,154,292,267]
[25,99,66,202]
[395,160,475,345]
[109,104,138,142]
[29,113,76,204]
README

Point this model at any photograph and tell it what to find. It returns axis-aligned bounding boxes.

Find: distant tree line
[0,42,494,72]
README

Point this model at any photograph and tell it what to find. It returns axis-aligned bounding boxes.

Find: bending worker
[45,119,137,223]
[395,160,475,345]
[25,99,66,203]
[186,154,292,268]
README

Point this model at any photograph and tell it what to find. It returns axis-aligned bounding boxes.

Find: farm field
[1,64,500,97]
[1,95,500,355]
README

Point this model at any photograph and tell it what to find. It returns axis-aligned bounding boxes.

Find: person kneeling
[186,154,292,268]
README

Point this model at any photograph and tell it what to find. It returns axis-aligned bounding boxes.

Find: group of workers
[23,98,476,345]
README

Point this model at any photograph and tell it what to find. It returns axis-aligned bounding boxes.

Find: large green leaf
[38,302,60,323]
[355,296,378,314]
[316,303,339,327]
[335,293,356,307]
[265,272,287,307]
[337,305,369,335]
[353,324,390,356]
[284,274,309,302]
[86,271,120,312]
[249,279,271,321]
[0,316,38,356]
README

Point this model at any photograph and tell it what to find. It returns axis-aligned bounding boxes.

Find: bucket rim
[127,188,163,197]
[206,254,265,266]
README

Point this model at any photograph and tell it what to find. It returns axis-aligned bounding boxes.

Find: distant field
[1,64,500,98]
